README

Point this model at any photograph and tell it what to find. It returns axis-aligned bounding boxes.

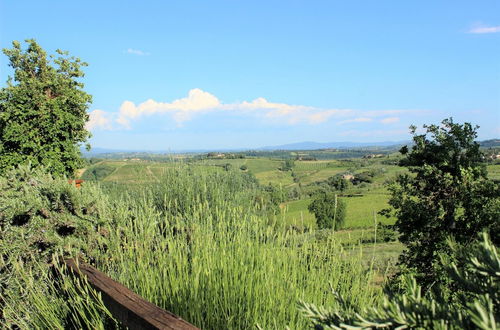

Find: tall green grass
[1,164,384,328]
[0,257,115,328]
[93,165,382,328]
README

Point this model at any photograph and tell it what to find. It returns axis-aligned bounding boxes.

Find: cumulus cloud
[85,109,112,131]
[115,89,353,126]
[468,24,500,34]
[117,89,221,126]
[91,88,423,129]
[125,48,150,56]
[380,117,400,124]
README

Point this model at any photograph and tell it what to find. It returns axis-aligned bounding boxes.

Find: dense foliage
[385,118,500,289]
[0,165,113,327]
[0,39,91,177]
[300,232,499,329]
[308,192,346,229]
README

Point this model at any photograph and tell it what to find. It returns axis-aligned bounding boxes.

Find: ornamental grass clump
[91,166,381,329]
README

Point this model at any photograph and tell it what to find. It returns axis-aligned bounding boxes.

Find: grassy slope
[282,193,395,230]
[487,164,500,180]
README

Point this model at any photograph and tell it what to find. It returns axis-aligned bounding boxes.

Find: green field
[487,164,500,180]
[283,193,394,230]
[255,170,294,186]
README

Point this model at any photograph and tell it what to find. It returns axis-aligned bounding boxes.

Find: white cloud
[85,109,112,131]
[468,24,500,34]
[92,88,422,129]
[115,89,352,126]
[237,99,351,124]
[126,48,150,56]
[380,117,400,124]
[117,89,221,126]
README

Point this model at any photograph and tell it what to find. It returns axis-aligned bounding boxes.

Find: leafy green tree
[384,118,500,289]
[0,39,92,177]
[351,171,374,185]
[281,159,295,171]
[300,232,499,329]
[308,192,346,230]
[326,176,349,192]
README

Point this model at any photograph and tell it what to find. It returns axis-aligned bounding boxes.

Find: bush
[0,165,113,327]
[351,171,374,185]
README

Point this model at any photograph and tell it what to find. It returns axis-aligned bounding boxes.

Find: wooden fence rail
[64,258,199,330]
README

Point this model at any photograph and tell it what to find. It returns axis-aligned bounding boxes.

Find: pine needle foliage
[0,165,113,327]
[300,232,499,329]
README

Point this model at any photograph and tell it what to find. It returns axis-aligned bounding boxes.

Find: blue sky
[1,0,499,150]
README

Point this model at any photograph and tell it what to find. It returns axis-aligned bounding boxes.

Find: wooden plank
[64,258,199,330]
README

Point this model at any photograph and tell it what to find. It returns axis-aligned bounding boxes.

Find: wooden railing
[64,258,199,330]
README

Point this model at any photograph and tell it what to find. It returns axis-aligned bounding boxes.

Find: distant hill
[82,147,168,156]
[480,139,500,148]
[82,138,499,156]
[259,140,409,151]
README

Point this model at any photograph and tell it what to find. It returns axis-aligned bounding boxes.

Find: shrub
[0,165,113,327]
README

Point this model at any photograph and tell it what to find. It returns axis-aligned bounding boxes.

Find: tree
[308,192,346,230]
[300,232,499,329]
[0,39,92,177]
[351,171,374,185]
[384,118,500,289]
[281,159,294,171]
[326,176,349,192]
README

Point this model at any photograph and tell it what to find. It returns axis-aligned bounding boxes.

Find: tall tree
[0,39,91,177]
[386,118,500,289]
[308,192,346,230]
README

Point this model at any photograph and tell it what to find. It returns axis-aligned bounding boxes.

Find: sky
[0,0,499,150]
